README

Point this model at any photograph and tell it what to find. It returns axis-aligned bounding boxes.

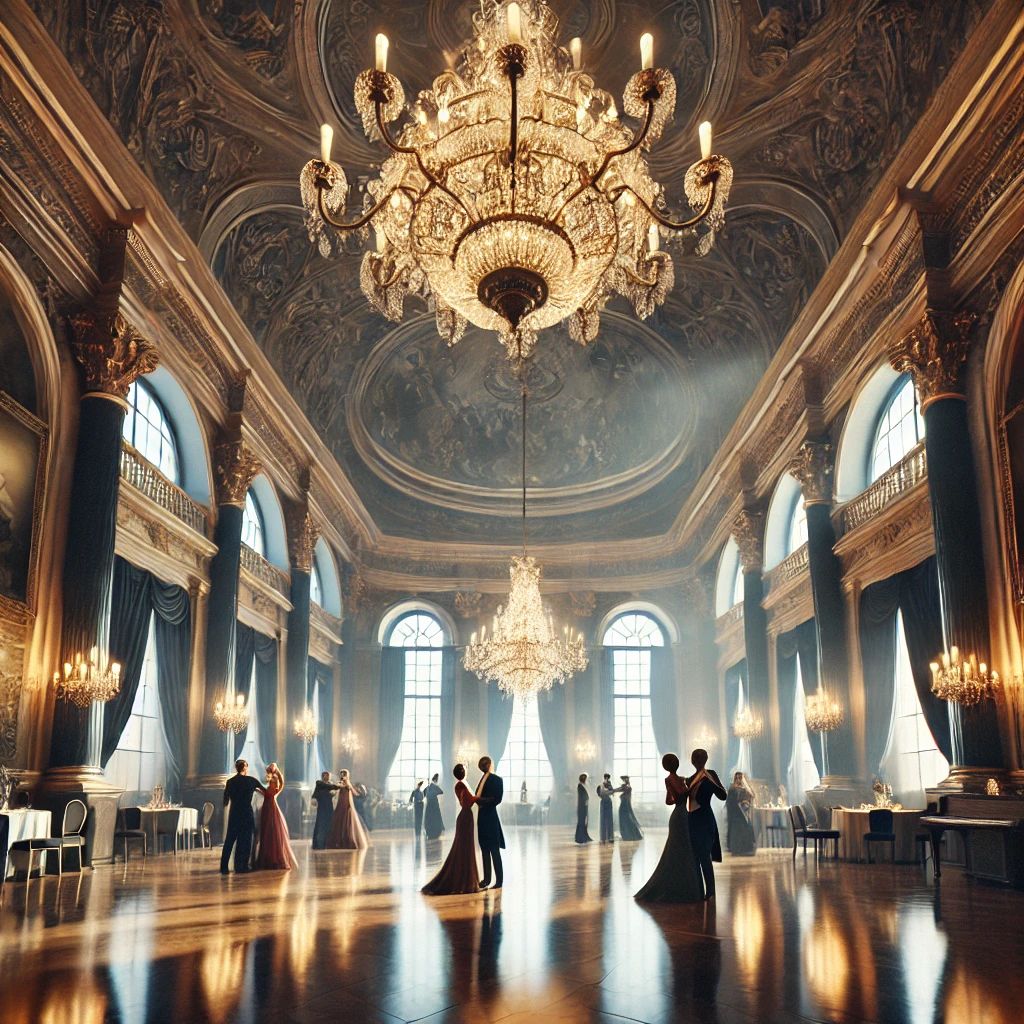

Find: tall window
[787,660,821,800]
[310,561,323,607]
[788,497,808,554]
[604,612,665,803]
[732,561,744,607]
[123,380,179,483]
[241,491,265,555]
[237,658,265,781]
[880,612,948,802]
[385,612,444,796]
[735,676,753,777]
[106,620,168,794]
[871,376,924,481]
[499,696,554,804]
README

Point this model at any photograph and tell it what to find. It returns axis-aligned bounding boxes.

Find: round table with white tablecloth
[831,807,924,862]
[1,808,53,878]
[134,807,198,853]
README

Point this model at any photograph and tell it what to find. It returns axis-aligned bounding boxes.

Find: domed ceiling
[31,0,991,548]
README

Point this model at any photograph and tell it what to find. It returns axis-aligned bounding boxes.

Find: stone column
[789,440,858,782]
[732,509,774,782]
[889,309,1007,779]
[281,497,317,831]
[195,438,261,782]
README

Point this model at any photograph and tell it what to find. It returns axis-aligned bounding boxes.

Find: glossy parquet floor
[1,827,1022,1024]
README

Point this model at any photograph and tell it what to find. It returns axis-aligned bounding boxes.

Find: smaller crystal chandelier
[455,740,479,766]
[53,647,122,708]
[463,373,587,696]
[293,706,318,744]
[691,725,718,751]
[733,706,763,741]
[804,689,844,733]
[574,736,597,763]
[929,645,1000,706]
[213,693,249,735]
[338,729,362,757]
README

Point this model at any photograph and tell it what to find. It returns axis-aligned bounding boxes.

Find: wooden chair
[156,809,188,854]
[10,799,88,877]
[864,808,897,864]
[189,802,215,850]
[114,807,148,863]
[789,804,840,860]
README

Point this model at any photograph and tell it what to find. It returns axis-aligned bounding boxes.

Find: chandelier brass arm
[314,178,408,233]
[606,173,722,232]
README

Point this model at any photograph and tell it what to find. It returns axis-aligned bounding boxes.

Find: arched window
[241,491,265,556]
[870,376,924,482]
[603,612,665,803]
[310,562,323,607]
[123,379,180,483]
[787,661,821,800]
[732,560,744,607]
[385,612,445,796]
[788,497,808,554]
[499,696,554,805]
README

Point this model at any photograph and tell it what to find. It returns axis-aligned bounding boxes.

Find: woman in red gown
[328,769,370,850]
[422,764,481,896]
[634,753,703,903]
[255,763,298,870]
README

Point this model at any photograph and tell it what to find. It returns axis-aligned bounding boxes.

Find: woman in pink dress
[327,769,370,850]
[255,763,298,870]
[422,763,481,896]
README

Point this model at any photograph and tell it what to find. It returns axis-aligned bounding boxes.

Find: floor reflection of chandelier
[804,689,844,733]
[733,706,763,742]
[54,648,122,708]
[464,374,587,696]
[213,693,249,735]
[301,1,732,361]
[930,645,1000,706]
[293,707,318,744]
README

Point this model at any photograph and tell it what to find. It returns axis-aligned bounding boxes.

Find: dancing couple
[221,760,297,873]
[635,749,726,903]
[422,755,504,895]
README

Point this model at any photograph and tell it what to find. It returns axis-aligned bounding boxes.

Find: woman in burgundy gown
[255,764,298,870]
[635,753,703,903]
[328,769,370,850]
[422,764,481,896]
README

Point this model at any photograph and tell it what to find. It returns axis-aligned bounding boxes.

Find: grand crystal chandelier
[213,693,250,735]
[300,1,732,361]
[463,375,587,696]
[293,706,319,744]
[804,689,844,733]
[53,647,122,708]
[733,705,763,742]
[929,645,1000,706]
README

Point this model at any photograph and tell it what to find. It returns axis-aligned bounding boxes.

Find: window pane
[497,694,554,804]
[123,380,180,485]
[870,377,924,482]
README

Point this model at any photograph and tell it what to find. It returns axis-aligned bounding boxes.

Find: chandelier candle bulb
[570,36,581,69]
[640,32,653,70]
[507,3,523,44]
[648,224,660,252]
[375,32,389,73]
[319,123,333,164]
[699,120,713,160]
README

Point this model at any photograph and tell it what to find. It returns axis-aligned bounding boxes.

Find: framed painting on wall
[0,391,47,612]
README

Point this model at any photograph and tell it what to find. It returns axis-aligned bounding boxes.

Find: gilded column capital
[213,439,261,508]
[285,504,319,574]
[69,311,158,401]
[789,440,834,506]
[887,309,977,409]
[732,509,765,573]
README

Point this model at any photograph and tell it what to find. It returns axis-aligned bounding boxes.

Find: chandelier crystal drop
[213,693,250,735]
[733,706,763,742]
[300,1,732,361]
[338,729,362,756]
[53,647,122,708]
[293,706,319,744]
[804,689,844,734]
[929,645,1000,706]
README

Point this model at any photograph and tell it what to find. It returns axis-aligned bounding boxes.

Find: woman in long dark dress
[634,753,704,904]
[596,774,615,843]
[574,773,592,844]
[424,773,445,839]
[617,775,644,841]
[422,764,481,896]
[687,749,727,900]
[726,771,757,856]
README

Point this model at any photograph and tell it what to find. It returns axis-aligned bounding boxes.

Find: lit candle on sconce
[648,224,660,253]
[569,37,582,70]
[320,124,333,164]
[375,32,389,72]
[507,3,523,45]
[375,225,387,253]
[699,120,713,160]
[640,32,653,71]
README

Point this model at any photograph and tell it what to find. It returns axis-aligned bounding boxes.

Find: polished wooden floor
[1,827,1022,1023]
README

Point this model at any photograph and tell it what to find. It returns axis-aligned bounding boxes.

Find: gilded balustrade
[119,443,209,536]
[240,543,291,598]
[835,443,927,535]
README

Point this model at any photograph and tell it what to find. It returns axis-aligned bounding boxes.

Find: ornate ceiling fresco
[31,0,991,548]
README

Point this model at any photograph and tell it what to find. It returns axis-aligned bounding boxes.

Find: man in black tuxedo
[311,771,340,850]
[220,759,266,874]
[475,755,505,889]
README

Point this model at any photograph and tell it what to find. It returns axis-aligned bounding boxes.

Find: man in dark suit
[221,759,266,874]
[686,748,727,899]
[410,780,425,836]
[475,755,505,889]
[311,771,340,850]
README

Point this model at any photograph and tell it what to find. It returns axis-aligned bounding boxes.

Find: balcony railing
[716,602,744,633]
[836,443,927,535]
[311,601,344,636]
[240,543,291,598]
[119,443,208,536]
[766,543,809,591]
